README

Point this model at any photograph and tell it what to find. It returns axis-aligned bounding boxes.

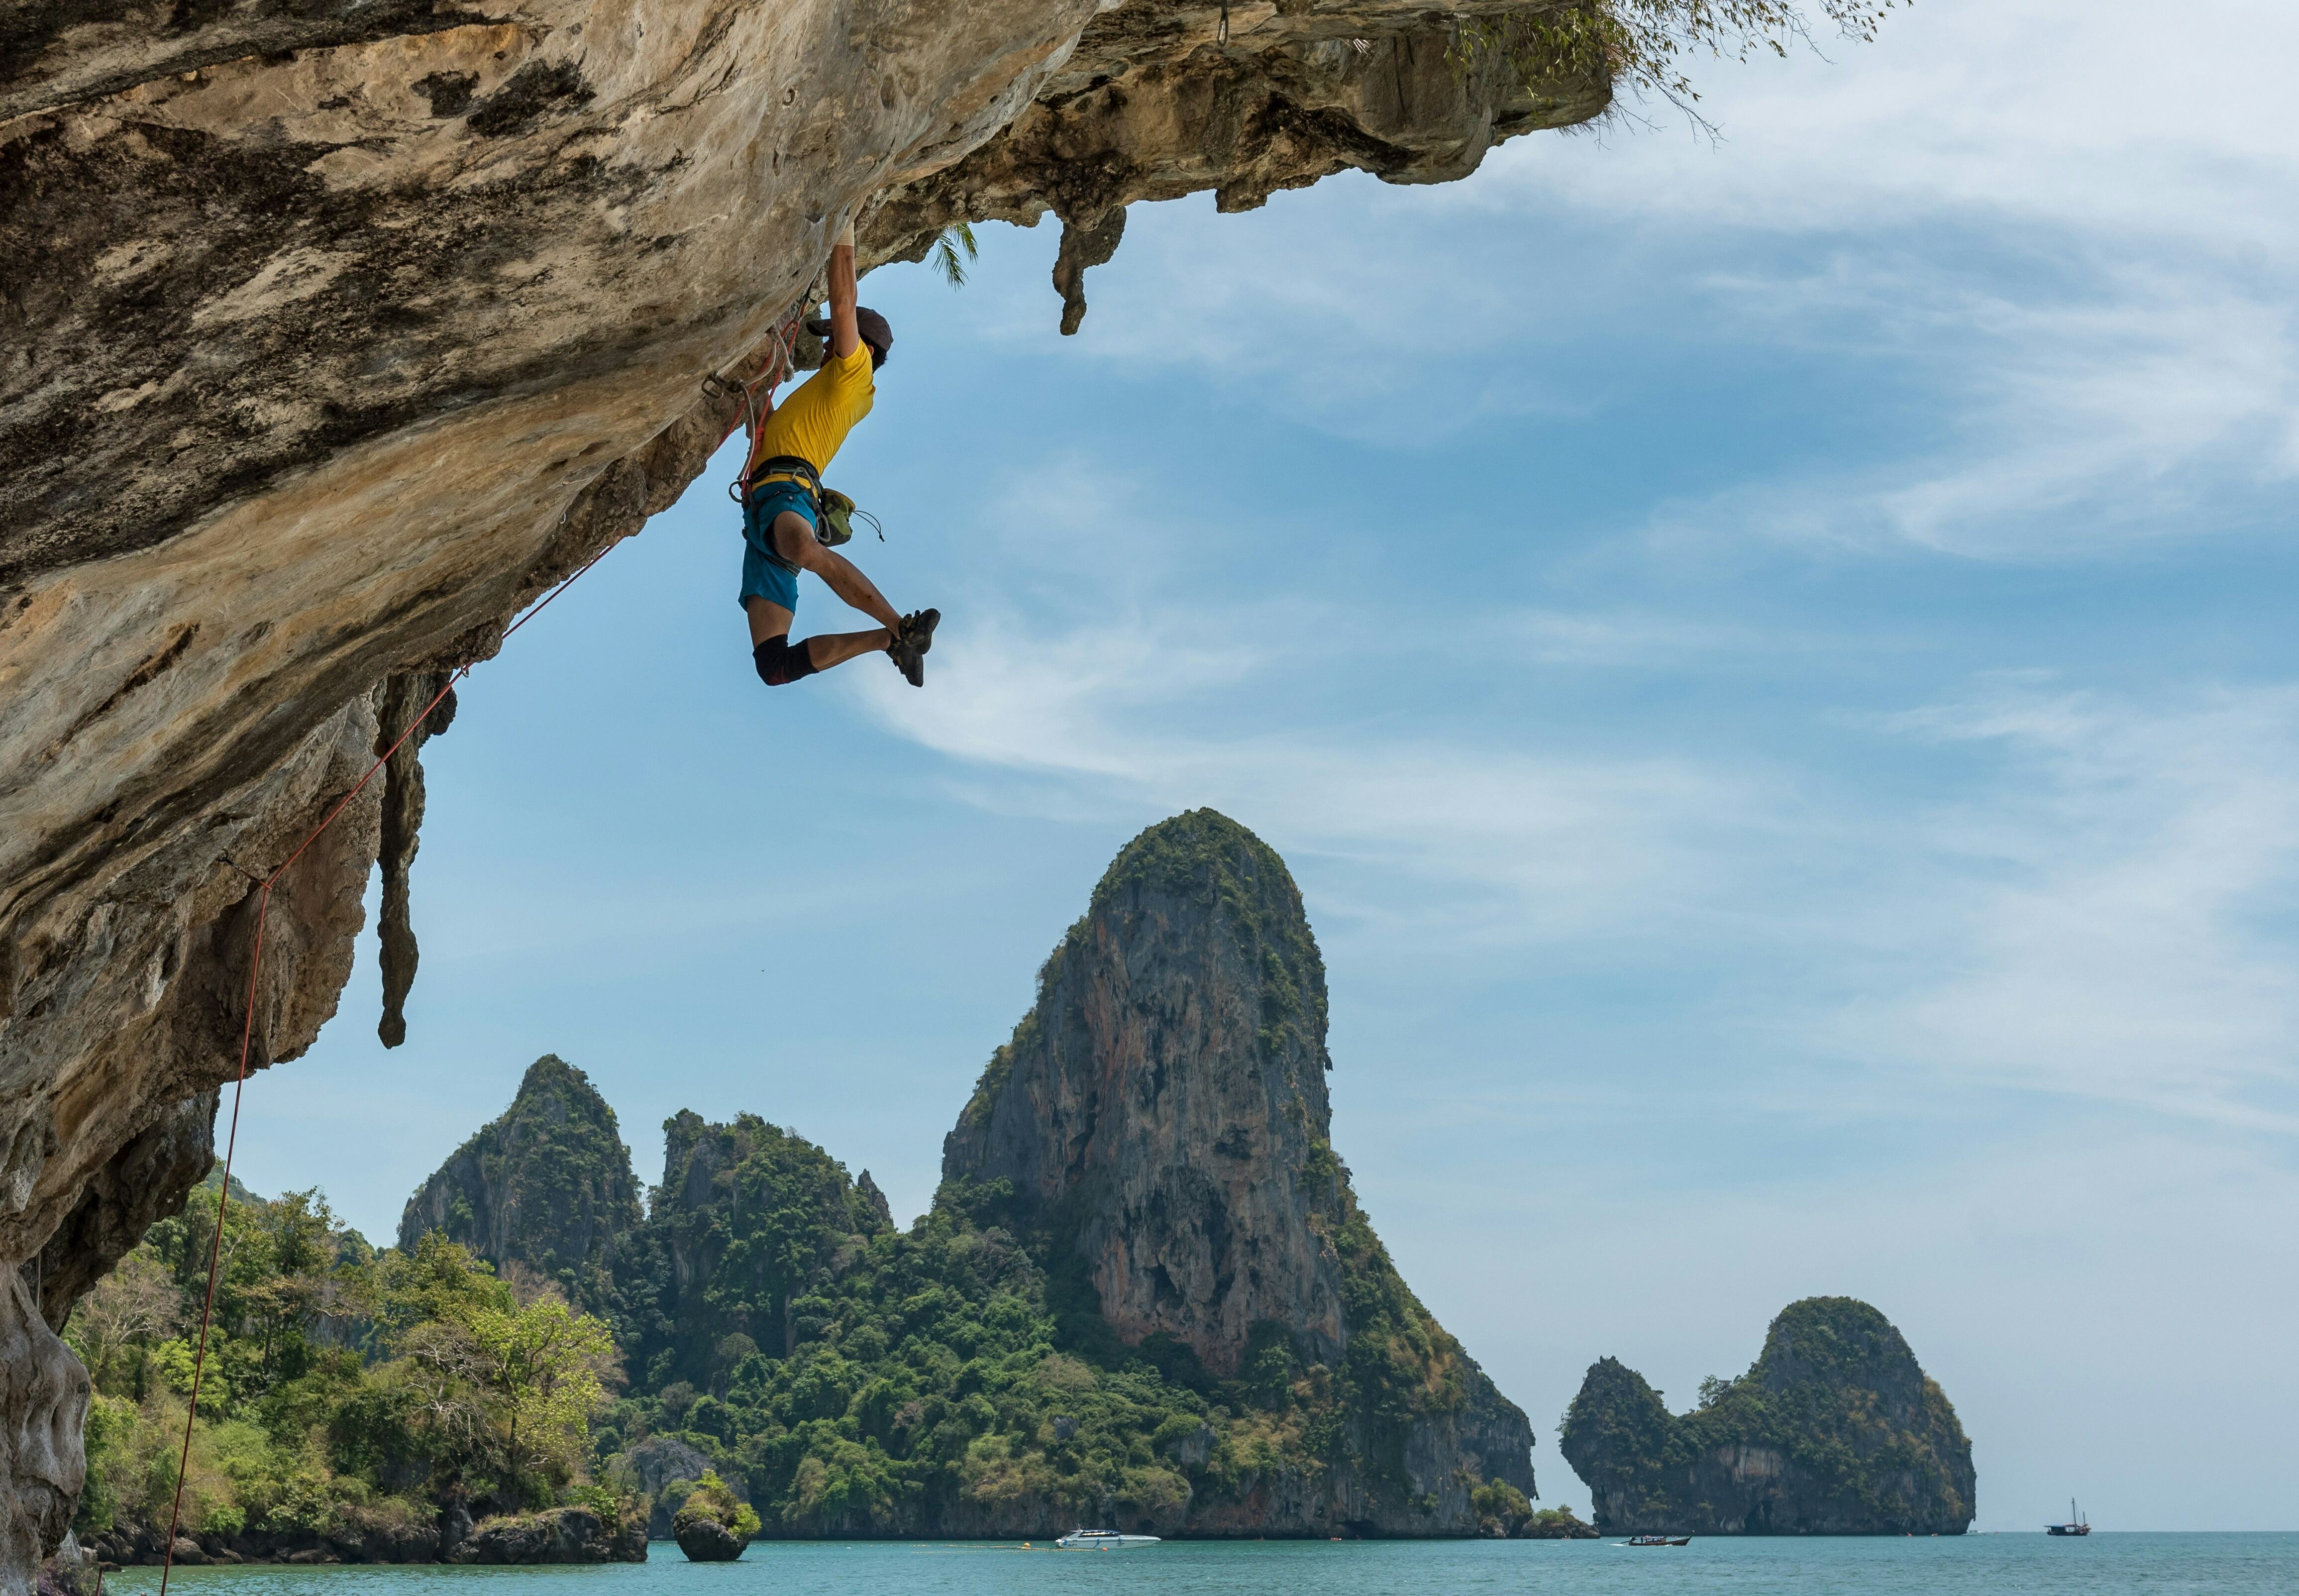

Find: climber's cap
[807,307,893,368]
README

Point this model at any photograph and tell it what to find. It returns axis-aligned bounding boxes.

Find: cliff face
[0,1274,84,1592]
[943,808,1344,1373]
[398,1055,642,1308]
[1560,1297,1977,1536]
[609,1110,891,1390]
[943,809,1533,1533]
[550,813,1532,1538]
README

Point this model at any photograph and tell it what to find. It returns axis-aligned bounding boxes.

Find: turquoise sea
[113,1535,2299,1596]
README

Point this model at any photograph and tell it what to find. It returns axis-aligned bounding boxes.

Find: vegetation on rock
[1461,2,1899,134]
[670,1472,757,1538]
[594,1126,1246,1534]
[669,1470,758,1560]
[66,1172,637,1564]
[1467,1480,1598,1539]
[585,1122,1514,1535]
[397,1056,642,1316]
[74,811,1536,1549]
[1560,1296,1975,1535]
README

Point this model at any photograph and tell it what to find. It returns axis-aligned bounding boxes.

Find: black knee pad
[752,635,818,687]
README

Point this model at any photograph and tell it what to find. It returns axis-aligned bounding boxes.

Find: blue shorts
[739,480,816,613]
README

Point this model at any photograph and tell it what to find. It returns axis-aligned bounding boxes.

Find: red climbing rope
[155,533,620,1593]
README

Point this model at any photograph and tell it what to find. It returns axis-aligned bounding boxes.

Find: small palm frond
[932,221,980,288]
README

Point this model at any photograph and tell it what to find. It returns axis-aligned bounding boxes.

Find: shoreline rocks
[82,1504,643,1570]
[671,1517,745,1563]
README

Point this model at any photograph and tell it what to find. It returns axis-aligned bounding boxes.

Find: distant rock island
[405,810,1541,1539]
[1559,1297,1975,1536]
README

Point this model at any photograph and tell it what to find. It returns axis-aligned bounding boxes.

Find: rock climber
[740,218,938,688]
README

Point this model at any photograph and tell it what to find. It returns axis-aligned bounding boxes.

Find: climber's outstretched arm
[828,219,861,361]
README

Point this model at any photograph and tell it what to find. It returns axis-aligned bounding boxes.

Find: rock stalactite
[375,670,458,1048]
[1052,208,1128,335]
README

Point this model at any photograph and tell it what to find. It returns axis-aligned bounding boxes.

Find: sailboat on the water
[2045,1499,2090,1536]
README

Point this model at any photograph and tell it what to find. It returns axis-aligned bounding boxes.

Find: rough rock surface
[0,0,1604,1579]
[96,1507,453,1566]
[622,1436,730,1540]
[33,1531,98,1596]
[944,808,1348,1372]
[670,1516,744,1562]
[0,1273,86,1596]
[398,1053,641,1306]
[875,1,1608,327]
[374,671,458,1048]
[853,1170,894,1230]
[442,1506,644,1565]
[944,808,1535,1531]
[25,1092,213,1335]
[1560,1297,1977,1536]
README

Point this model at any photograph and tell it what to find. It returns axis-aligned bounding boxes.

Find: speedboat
[1053,1528,1161,1549]
[1624,1534,1691,1546]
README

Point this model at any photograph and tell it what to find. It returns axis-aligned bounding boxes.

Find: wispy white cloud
[1481,0,2299,253]
[1827,680,2299,1129]
[1623,255,2299,560]
[848,594,1781,945]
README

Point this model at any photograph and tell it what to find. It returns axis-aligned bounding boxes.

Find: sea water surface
[113,1534,2299,1596]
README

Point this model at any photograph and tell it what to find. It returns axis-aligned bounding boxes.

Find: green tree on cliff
[66,1176,629,1551]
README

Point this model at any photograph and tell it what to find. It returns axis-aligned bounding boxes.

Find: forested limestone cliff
[381,812,1540,1539]
[396,1055,642,1313]
[1559,1297,1977,1536]
[936,809,1535,1532]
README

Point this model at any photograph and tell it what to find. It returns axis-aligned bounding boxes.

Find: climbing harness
[155,533,620,1596]
[742,455,881,548]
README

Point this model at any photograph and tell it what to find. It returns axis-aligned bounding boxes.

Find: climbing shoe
[888,608,938,688]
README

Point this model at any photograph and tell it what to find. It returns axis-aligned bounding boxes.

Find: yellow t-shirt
[747,343,875,478]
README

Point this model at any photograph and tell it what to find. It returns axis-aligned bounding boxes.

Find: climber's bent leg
[739,495,807,642]
[749,625,893,685]
[807,627,898,671]
[744,594,795,648]
[773,512,902,633]
[738,504,913,683]
[751,634,819,687]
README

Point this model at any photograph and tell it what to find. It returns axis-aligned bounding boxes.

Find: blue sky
[238,0,2298,1531]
